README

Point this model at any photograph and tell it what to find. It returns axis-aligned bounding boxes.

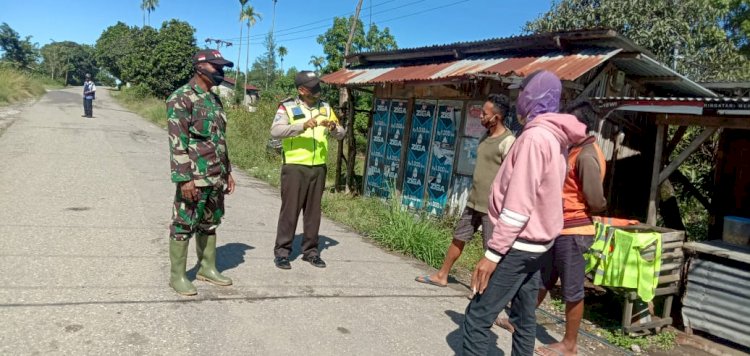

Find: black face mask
[198,67,224,86]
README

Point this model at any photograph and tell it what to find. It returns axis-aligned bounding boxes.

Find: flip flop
[534,345,565,356]
[415,275,447,287]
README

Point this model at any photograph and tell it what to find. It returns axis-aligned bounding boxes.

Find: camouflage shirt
[167,80,231,187]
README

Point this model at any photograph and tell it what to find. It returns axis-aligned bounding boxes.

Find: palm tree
[241,5,262,99]
[309,55,325,74]
[278,46,288,72]
[271,0,278,36]
[140,0,159,27]
[236,0,248,80]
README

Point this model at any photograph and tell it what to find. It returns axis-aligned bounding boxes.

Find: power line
[219,0,472,48]
[219,0,423,42]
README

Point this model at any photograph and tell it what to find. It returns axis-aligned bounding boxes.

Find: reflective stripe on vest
[281,101,331,166]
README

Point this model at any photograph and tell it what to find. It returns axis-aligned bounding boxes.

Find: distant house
[218,77,260,105]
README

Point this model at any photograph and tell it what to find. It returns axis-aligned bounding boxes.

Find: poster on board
[464,101,485,138]
[402,99,436,209]
[383,99,408,198]
[456,137,480,176]
[365,98,390,197]
[427,100,462,215]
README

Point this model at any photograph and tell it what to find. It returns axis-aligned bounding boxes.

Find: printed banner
[464,101,485,138]
[427,100,462,215]
[402,99,436,209]
[383,99,408,198]
[456,137,480,176]
[365,98,390,197]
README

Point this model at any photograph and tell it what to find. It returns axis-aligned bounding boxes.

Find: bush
[0,66,47,105]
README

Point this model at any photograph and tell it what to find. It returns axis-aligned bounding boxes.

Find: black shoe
[274,256,291,270]
[302,255,326,268]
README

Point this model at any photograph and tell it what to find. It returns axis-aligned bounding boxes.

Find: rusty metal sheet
[322,48,621,85]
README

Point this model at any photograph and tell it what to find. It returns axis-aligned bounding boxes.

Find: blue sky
[2,0,551,73]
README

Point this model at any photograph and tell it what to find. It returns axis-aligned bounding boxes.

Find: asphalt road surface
[0,87,572,355]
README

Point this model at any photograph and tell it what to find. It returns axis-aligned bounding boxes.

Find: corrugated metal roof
[322,48,621,85]
[610,55,716,97]
[682,255,750,348]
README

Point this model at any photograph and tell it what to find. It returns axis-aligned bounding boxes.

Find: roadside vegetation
[0,66,49,105]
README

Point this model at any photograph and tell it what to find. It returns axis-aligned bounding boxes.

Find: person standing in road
[166,49,236,296]
[462,70,588,356]
[415,94,516,288]
[82,73,96,118]
[270,70,345,270]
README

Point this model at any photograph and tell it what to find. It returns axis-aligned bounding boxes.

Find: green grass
[0,67,47,105]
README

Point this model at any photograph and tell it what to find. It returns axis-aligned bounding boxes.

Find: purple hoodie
[516,71,562,123]
[484,71,587,263]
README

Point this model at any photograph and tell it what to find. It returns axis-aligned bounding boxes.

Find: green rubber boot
[196,234,232,286]
[169,239,197,296]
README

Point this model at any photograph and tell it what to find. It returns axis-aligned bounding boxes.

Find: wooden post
[658,127,717,184]
[647,123,666,225]
[335,113,345,192]
[345,88,357,193]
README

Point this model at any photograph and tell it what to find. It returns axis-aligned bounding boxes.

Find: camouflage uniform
[167,79,231,241]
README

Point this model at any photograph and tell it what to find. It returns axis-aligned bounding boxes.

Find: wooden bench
[601,224,686,334]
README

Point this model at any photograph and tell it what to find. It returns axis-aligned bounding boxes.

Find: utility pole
[335,0,364,193]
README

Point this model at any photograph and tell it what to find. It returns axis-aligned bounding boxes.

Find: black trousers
[462,248,544,356]
[83,98,93,117]
[274,164,326,258]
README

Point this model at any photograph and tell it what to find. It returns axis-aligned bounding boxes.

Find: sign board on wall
[365,98,390,197]
[383,99,408,198]
[402,99,437,209]
[426,100,462,215]
[464,101,485,138]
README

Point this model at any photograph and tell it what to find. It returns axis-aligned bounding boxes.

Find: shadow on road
[288,235,339,261]
[445,309,505,356]
[187,242,254,279]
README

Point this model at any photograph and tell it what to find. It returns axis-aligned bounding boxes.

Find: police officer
[270,71,345,269]
[166,49,235,296]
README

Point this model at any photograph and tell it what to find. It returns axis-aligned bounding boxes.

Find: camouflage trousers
[169,184,225,241]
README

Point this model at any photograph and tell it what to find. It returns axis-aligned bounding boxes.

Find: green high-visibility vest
[281,100,333,166]
[588,223,662,302]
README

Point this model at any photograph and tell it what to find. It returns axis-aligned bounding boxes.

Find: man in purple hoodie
[462,70,587,356]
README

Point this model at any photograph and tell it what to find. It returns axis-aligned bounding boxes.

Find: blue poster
[383,99,407,198]
[427,101,462,215]
[402,99,437,209]
[365,98,390,197]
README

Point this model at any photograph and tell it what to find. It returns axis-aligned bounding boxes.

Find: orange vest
[561,138,606,235]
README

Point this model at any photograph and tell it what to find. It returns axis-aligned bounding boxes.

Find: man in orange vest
[499,100,607,356]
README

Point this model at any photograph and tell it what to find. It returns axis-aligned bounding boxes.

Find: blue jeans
[83,98,93,117]
[462,248,544,356]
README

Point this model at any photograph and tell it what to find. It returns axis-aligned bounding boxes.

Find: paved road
[0,88,569,355]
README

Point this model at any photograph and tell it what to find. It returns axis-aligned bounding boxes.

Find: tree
[725,0,750,56]
[95,22,136,82]
[525,0,750,81]
[140,0,160,27]
[150,20,198,97]
[249,33,278,90]
[40,41,97,85]
[278,45,287,72]
[236,0,248,80]
[241,5,262,97]
[316,17,397,74]
[309,55,325,74]
[0,23,38,70]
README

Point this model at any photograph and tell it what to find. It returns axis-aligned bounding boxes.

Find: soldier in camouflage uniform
[166,49,235,296]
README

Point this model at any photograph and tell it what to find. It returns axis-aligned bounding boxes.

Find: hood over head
[516,70,562,123]
[525,113,588,150]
